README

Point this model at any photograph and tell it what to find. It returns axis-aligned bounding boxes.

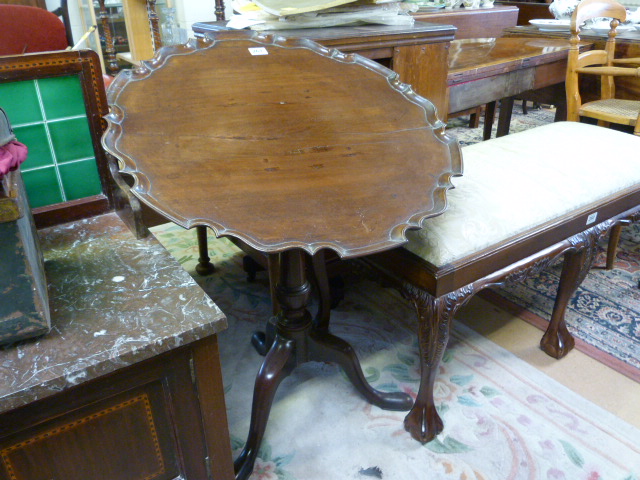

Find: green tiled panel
[58,160,102,201]
[0,81,42,125]
[48,117,95,163]
[39,76,86,120]
[21,168,63,208]
[13,124,54,169]
[2,74,101,209]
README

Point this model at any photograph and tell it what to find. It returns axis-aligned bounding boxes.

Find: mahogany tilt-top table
[192,21,455,126]
[102,30,461,480]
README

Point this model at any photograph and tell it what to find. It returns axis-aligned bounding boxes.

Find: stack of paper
[227,0,418,30]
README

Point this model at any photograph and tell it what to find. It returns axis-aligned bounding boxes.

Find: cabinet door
[1,384,180,480]
[0,337,234,480]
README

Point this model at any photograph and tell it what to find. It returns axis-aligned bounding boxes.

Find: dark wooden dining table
[504,25,640,101]
[102,29,462,480]
[447,36,591,139]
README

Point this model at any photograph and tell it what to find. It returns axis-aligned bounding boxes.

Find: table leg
[234,249,412,479]
[401,284,474,444]
[234,249,311,479]
[483,101,497,141]
[496,96,515,138]
[554,99,567,122]
[195,225,215,275]
[308,329,413,410]
[250,255,280,356]
[541,247,594,359]
[234,333,296,480]
[310,251,412,410]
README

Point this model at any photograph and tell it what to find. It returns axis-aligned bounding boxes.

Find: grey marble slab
[0,213,227,414]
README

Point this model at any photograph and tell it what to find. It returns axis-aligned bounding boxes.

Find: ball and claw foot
[540,328,575,359]
[403,405,443,444]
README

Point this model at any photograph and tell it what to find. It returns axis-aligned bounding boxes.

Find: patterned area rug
[486,225,640,382]
[447,106,640,382]
[152,224,640,480]
[446,104,556,146]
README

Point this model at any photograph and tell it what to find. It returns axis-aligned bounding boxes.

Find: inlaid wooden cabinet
[0,336,233,480]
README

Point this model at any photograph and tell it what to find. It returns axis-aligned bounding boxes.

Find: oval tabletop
[103,30,462,257]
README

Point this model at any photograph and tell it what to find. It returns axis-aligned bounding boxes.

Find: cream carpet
[152,224,640,480]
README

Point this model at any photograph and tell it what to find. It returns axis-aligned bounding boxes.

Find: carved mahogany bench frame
[360,188,640,444]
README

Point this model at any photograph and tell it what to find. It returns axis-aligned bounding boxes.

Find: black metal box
[0,169,51,345]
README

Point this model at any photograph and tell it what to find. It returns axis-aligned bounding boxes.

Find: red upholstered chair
[0,5,70,55]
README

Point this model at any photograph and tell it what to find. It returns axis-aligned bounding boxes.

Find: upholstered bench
[362,121,640,445]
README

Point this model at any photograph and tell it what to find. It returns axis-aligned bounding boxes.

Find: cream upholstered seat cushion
[404,122,640,267]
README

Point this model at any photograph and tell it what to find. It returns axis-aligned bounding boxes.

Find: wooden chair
[565,0,640,135]
[565,0,640,268]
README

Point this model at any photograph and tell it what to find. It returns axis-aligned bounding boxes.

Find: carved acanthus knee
[400,283,475,443]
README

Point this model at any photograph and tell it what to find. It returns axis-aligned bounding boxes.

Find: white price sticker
[248,47,268,56]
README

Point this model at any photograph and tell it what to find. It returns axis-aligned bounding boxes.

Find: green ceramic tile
[58,159,102,201]
[21,167,63,208]
[0,81,42,125]
[48,118,94,163]
[13,124,54,169]
[38,76,86,120]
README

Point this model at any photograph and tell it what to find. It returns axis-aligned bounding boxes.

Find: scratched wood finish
[103,30,462,257]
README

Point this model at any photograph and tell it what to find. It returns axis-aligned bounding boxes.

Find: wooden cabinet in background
[496,1,554,25]
[412,6,519,39]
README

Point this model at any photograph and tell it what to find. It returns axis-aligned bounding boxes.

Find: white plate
[529,19,571,31]
[588,25,634,34]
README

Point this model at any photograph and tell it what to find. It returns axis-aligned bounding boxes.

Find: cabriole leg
[541,248,588,358]
[402,285,473,443]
